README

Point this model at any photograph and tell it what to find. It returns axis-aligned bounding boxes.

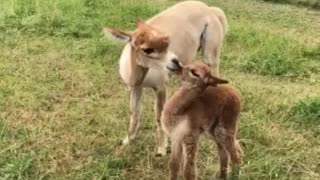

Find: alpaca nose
[171,58,179,64]
[166,58,181,72]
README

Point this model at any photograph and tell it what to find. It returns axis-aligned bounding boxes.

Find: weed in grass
[303,45,320,59]
[288,97,320,135]
[0,119,8,141]
[0,154,33,180]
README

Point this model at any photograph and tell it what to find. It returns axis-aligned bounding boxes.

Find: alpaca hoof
[215,172,227,180]
[167,147,171,154]
[155,153,164,157]
[120,136,130,146]
[117,140,123,146]
[230,165,241,180]
[155,147,167,157]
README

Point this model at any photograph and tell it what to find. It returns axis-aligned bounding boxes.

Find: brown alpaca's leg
[216,143,229,180]
[212,127,229,180]
[225,137,242,164]
[182,133,199,180]
[225,135,242,179]
[232,140,243,179]
[217,108,242,179]
[169,140,182,180]
[235,140,243,161]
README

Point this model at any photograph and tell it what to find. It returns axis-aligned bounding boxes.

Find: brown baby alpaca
[161,61,243,180]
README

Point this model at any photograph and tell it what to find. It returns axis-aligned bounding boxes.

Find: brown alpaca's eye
[142,48,155,54]
[190,69,199,77]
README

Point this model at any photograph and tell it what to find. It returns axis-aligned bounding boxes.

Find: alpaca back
[184,84,241,131]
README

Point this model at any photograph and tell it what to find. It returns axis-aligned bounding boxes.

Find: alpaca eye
[142,48,155,54]
[190,70,199,77]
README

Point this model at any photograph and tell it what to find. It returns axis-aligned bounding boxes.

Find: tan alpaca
[103,1,228,156]
[161,60,243,180]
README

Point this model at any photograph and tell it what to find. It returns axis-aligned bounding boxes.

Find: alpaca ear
[136,18,146,28]
[103,27,131,42]
[207,75,228,86]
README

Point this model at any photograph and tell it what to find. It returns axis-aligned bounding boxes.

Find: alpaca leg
[225,137,242,164]
[225,136,242,179]
[182,133,199,180]
[169,140,182,180]
[216,143,229,180]
[202,17,224,76]
[154,87,168,156]
[122,86,143,145]
[212,128,229,180]
[235,140,243,161]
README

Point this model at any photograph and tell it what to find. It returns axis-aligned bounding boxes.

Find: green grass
[0,0,319,179]
[259,0,320,9]
[227,26,319,77]
[290,98,320,123]
[0,154,33,179]
[288,97,320,136]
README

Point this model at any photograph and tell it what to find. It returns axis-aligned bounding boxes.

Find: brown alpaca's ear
[207,75,228,86]
[136,18,146,28]
[103,27,132,42]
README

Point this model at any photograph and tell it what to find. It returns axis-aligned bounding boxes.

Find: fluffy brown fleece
[161,62,243,180]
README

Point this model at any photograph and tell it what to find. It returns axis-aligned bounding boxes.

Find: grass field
[0,0,319,179]
[260,0,320,9]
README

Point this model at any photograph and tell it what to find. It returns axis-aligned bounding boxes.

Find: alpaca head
[167,59,228,87]
[103,20,170,68]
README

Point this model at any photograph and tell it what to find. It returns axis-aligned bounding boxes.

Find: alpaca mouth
[166,59,181,72]
[166,65,176,71]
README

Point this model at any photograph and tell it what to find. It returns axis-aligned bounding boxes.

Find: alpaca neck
[167,83,207,115]
[129,45,149,86]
